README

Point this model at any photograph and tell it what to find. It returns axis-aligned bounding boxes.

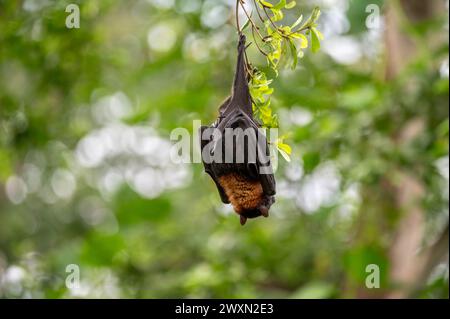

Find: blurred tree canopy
[0,0,448,298]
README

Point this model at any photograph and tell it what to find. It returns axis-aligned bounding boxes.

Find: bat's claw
[240,215,247,226]
[259,206,269,218]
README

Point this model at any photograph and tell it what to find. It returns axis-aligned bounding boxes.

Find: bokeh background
[0,0,448,298]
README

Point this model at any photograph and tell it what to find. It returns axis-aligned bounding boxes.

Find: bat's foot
[240,215,247,226]
[259,206,269,218]
[238,34,246,49]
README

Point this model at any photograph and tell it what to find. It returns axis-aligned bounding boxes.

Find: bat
[200,34,276,226]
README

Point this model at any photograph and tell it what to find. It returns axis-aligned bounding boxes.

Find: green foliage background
[0,0,448,298]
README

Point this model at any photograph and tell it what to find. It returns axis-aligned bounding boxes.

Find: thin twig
[262,6,294,40]
[244,51,253,77]
[251,26,269,56]
[284,25,312,38]
[239,1,265,41]
[263,7,279,31]
[236,1,255,78]
[295,25,312,33]
[252,0,266,23]
[236,0,241,33]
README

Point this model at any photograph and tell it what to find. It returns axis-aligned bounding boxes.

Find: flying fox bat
[200,34,276,226]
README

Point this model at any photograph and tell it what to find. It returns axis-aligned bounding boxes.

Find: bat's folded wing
[223,111,277,197]
[200,125,230,204]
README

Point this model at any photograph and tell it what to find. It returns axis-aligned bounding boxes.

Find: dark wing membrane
[220,110,276,196]
[200,125,230,204]
[260,170,276,196]
[218,96,231,115]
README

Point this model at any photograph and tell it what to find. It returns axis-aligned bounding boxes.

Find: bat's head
[239,195,275,225]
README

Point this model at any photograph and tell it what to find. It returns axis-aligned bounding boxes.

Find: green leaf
[277,142,292,155]
[276,142,292,162]
[288,39,298,69]
[241,17,251,32]
[274,0,286,10]
[310,6,321,23]
[310,28,321,53]
[291,282,334,299]
[299,6,321,30]
[259,0,274,8]
[313,27,324,40]
[271,8,284,21]
[285,1,296,9]
[292,14,303,28]
[291,33,308,48]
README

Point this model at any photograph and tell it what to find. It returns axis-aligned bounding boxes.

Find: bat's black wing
[201,109,276,196]
[200,125,230,204]
[221,109,276,197]
[199,34,276,206]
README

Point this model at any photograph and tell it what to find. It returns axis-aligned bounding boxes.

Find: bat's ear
[240,215,247,226]
[259,206,269,218]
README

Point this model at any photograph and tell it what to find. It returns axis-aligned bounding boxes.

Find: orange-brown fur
[219,173,263,214]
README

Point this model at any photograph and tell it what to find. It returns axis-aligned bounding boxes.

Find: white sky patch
[218,203,234,217]
[148,0,174,10]
[427,263,449,285]
[132,168,165,198]
[296,162,341,213]
[2,265,26,284]
[22,163,42,194]
[436,156,449,200]
[285,160,304,182]
[1,265,26,296]
[100,169,124,195]
[361,28,384,60]
[318,0,384,64]
[320,0,350,37]
[323,35,363,65]
[51,169,77,200]
[201,4,229,29]
[436,156,450,180]
[147,23,177,53]
[440,59,449,79]
[75,124,192,200]
[177,0,202,13]
[337,183,361,220]
[92,92,133,125]
[183,34,211,63]
[76,133,106,168]
[289,107,314,127]
[5,176,28,205]
[277,179,298,199]
[22,0,49,12]
[67,268,121,299]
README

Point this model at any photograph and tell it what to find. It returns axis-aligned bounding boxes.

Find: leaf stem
[252,0,266,23]
[252,26,269,56]
[239,1,266,41]
[236,0,241,33]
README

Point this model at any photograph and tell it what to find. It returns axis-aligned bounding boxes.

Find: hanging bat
[200,34,276,226]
